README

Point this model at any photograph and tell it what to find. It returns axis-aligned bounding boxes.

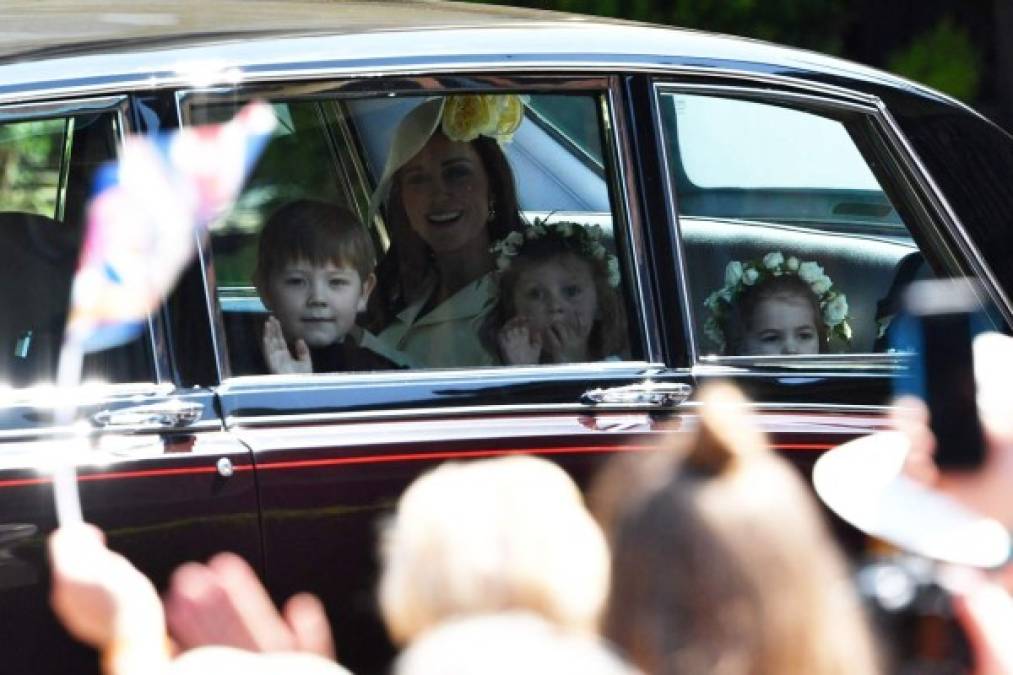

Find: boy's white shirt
[376,272,498,369]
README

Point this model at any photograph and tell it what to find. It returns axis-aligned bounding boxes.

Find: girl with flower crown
[365,95,526,368]
[482,220,627,365]
[704,252,852,356]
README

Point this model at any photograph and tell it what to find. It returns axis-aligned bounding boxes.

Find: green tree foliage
[480,0,849,54]
[480,0,989,106]
[887,17,982,103]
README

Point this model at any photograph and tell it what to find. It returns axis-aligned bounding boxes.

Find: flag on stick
[53,101,276,524]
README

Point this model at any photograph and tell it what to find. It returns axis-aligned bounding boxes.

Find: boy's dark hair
[253,199,376,292]
[723,274,826,355]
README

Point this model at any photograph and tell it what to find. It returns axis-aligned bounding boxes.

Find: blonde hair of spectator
[379,456,610,644]
[394,612,640,675]
[598,382,881,675]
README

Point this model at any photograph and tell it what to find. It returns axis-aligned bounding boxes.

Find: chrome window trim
[228,401,663,429]
[218,359,669,391]
[0,95,130,121]
[605,77,663,363]
[651,80,1007,369]
[649,84,699,365]
[226,399,893,430]
[0,418,223,443]
[179,74,663,377]
[173,91,230,382]
[0,59,896,115]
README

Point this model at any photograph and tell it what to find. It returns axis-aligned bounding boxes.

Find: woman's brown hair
[367,134,523,331]
[595,383,880,675]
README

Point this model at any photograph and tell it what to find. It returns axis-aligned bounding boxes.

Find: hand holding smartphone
[894,278,987,471]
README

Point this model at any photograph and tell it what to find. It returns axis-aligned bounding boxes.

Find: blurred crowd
[49,337,1013,675]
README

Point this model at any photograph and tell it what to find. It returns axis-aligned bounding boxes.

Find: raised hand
[49,524,171,673]
[165,552,335,660]
[498,316,542,365]
[542,315,589,364]
[261,316,312,375]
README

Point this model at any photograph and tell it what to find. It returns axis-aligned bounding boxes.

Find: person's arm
[49,524,172,675]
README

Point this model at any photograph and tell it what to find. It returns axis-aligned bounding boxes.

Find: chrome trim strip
[606,77,662,363]
[0,95,128,121]
[0,418,223,442]
[657,82,880,113]
[217,359,670,392]
[227,401,671,429]
[227,399,893,430]
[874,102,1013,326]
[173,91,229,382]
[650,84,700,365]
[174,89,229,382]
[0,60,902,114]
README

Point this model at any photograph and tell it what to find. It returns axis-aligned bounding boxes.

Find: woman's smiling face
[397,132,492,258]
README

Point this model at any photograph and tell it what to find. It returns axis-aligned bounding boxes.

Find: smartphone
[893,278,986,470]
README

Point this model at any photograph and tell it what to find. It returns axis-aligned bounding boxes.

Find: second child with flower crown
[704,251,852,356]
[483,220,628,365]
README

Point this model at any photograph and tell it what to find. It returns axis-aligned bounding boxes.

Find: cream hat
[366,97,445,224]
[366,94,527,224]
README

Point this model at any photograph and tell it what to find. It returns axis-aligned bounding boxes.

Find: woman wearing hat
[365,95,526,369]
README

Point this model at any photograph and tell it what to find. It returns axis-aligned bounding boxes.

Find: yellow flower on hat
[494,95,525,139]
[442,95,499,142]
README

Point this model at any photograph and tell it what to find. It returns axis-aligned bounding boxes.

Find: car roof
[0,0,953,107]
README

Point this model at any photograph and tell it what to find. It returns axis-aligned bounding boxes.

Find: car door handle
[91,400,204,428]
[581,382,693,407]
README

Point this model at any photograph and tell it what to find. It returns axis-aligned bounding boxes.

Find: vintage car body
[0,2,1011,673]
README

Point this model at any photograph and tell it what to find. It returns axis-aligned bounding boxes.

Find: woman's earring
[487,200,496,223]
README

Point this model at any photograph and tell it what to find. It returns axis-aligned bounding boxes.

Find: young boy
[253,199,407,373]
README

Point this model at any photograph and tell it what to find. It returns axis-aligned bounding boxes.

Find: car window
[659,90,945,358]
[0,108,156,387]
[195,89,639,376]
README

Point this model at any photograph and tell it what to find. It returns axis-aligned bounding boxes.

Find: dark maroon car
[0,1,1012,673]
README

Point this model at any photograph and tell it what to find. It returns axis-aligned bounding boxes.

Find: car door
[0,96,260,675]
[643,73,1009,472]
[180,74,693,674]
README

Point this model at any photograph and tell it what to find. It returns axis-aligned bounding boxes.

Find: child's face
[263,259,374,348]
[511,254,598,345]
[742,294,819,355]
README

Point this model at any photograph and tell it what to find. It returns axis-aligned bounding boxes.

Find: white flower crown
[490,218,621,288]
[703,251,852,352]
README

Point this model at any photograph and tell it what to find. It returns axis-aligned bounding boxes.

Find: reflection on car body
[0,1,1012,673]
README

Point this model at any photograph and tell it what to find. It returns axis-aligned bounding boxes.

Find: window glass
[201,90,637,376]
[0,110,154,387]
[0,118,69,218]
[660,91,939,358]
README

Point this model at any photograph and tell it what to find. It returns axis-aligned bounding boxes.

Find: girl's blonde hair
[379,456,610,645]
[596,383,880,675]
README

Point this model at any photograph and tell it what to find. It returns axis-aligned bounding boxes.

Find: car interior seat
[0,211,78,387]
[681,218,919,354]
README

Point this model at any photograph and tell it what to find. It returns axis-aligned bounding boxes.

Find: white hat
[366,97,445,225]
[365,94,527,224]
